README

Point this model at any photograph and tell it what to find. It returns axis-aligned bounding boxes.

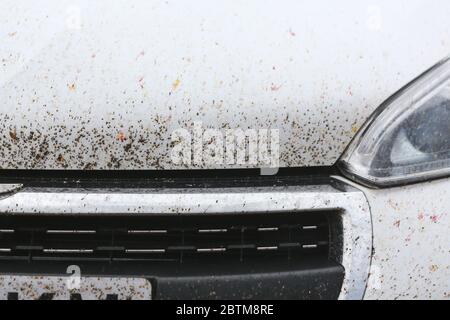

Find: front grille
[0,211,346,299]
[0,212,331,265]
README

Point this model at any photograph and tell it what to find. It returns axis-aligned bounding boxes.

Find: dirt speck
[138,76,145,89]
[136,50,145,60]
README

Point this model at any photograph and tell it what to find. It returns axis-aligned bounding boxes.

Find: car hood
[1,0,449,170]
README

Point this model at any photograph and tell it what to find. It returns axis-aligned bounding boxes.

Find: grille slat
[0,212,331,264]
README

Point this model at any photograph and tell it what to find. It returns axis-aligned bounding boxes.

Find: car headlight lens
[339,56,450,187]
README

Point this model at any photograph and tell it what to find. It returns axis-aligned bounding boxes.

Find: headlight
[339,56,450,187]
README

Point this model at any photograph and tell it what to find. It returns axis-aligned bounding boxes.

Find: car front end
[0,0,448,300]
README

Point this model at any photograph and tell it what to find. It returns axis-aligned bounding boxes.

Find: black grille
[0,212,331,265]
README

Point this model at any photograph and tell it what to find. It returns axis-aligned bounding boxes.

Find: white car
[0,0,448,300]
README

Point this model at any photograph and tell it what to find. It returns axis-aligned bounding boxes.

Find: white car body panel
[1,0,450,169]
[361,178,449,299]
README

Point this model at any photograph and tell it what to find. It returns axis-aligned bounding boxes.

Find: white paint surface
[1,0,450,169]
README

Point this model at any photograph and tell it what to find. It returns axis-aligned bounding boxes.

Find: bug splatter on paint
[270,83,282,91]
[116,131,127,142]
[9,130,18,141]
[172,79,181,91]
[430,215,440,223]
[429,265,439,272]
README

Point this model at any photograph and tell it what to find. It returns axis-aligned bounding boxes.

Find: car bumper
[0,177,371,300]
[0,174,447,300]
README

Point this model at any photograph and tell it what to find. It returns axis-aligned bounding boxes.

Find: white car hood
[1,0,449,170]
